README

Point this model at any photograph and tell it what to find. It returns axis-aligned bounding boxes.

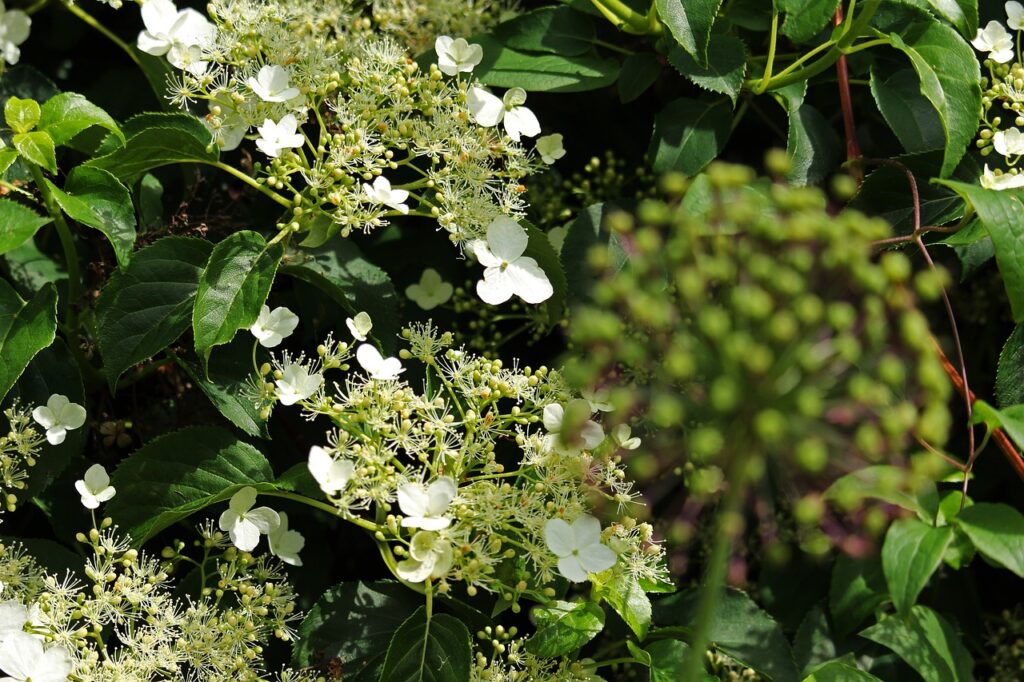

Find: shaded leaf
[0,197,51,256]
[954,502,1024,577]
[668,34,747,104]
[472,34,620,92]
[0,280,57,402]
[881,518,953,617]
[860,605,974,682]
[656,0,722,64]
[44,166,136,267]
[379,606,472,682]
[648,96,733,175]
[494,6,596,56]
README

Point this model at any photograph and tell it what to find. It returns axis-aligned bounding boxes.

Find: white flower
[995,128,1024,157]
[307,445,355,495]
[543,401,604,453]
[267,511,305,566]
[582,387,613,412]
[405,268,453,310]
[972,20,1015,63]
[250,305,299,348]
[1009,1,1024,30]
[981,164,1024,190]
[0,2,30,66]
[74,464,116,510]
[31,394,86,446]
[0,601,28,646]
[0,632,72,682]
[255,114,304,158]
[612,424,641,450]
[356,344,405,381]
[544,516,617,583]
[435,35,483,76]
[398,477,457,530]
[467,86,541,141]
[396,531,453,583]
[363,176,410,214]
[274,360,322,405]
[471,217,553,305]
[204,95,247,151]
[218,487,280,552]
[136,0,216,75]
[346,311,373,341]
[536,134,566,164]
[247,64,300,103]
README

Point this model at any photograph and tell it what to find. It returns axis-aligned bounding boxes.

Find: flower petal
[245,506,281,534]
[544,518,574,557]
[557,555,590,583]
[504,257,553,304]
[486,217,528,260]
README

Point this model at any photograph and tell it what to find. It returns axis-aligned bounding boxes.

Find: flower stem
[208,161,293,208]
[62,1,145,73]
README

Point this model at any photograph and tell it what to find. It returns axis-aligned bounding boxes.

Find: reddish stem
[834,6,863,183]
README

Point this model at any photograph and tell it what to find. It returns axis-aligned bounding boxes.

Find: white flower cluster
[253,320,667,606]
[973,3,1024,189]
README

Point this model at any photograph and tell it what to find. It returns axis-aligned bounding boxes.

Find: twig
[834,5,863,184]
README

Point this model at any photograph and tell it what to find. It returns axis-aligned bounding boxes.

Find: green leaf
[561,202,628,303]
[281,239,399,352]
[651,588,800,682]
[953,502,1024,577]
[37,92,123,147]
[775,82,841,187]
[526,600,605,657]
[667,35,747,104]
[646,640,713,682]
[291,581,421,678]
[655,0,722,64]
[472,34,620,92]
[935,182,1024,321]
[96,237,213,389]
[618,52,660,103]
[4,340,85,497]
[869,68,946,154]
[648,96,733,175]
[0,198,51,256]
[13,131,56,173]
[0,149,18,176]
[881,518,954,617]
[2,237,65,293]
[888,21,981,177]
[43,166,136,267]
[4,95,39,133]
[997,324,1024,407]
[923,0,977,38]
[824,464,939,523]
[193,231,283,369]
[523,220,568,326]
[802,660,883,681]
[379,606,472,682]
[778,0,840,43]
[828,555,887,638]
[85,112,218,182]
[598,572,651,639]
[494,6,596,56]
[174,336,270,439]
[105,426,275,544]
[860,605,974,682]
[0,280,57,402]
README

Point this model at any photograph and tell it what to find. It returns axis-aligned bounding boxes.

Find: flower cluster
[0,404,45,514]
[251,318,667,607]
[973,2,1024,188]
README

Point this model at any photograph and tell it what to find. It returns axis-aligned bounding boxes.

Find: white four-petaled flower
[471,216,553,305]
[434,35,483,76]
[544,515,617,583]
[467,86,541,141]
[218,486,280,552]
[136,0,216,75]
[398,477,457,530]
[363,176,410,214]
[396,531,453,583]
[612,424,641,450]
[255,114,304,158]
[346,311,373,341]
[405,268,454,310]
[75,463,116,510]
[0,2,30,66]
[307,445,355,495]
[536,134,566,164]
[247,64,300,103]
[267,511,305,566]
[31,394,86,446]
[0,601,29,647]
[275,360,323,405]
[543,401,605,454]
[250,305,299,347]
[356,344,404,381]
[0,631,72,682]
[995,128,1024,157]
[972,20,1015,63]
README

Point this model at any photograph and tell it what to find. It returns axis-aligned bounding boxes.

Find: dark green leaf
[379,606,472,682]
[523,220,567,326]
[646,639,712,682]
[792,606,835,675]
[778,0,840,43]
[105,426,275,544]
[997,324,1024,407]
[648,96,733,175]
[802,660,883,681]
[881,518,953,617]
[618,52,661,103]
[825,465,939,523]
[37,92,124,147]
[923,0,977,38]
[655,0,722,64]
[888,21,981,177]
[193,230,283,368]
[869,68,945,154]
[96,237,213,389]
[828,555,887,638]
[860,605,974,682]
[44,166,136,267]
[472,34,620,92]
[953,502,1024,577]
[775,83,841,187]
[526,600,605,657]
[85,113,219,182]
[0,197,51,256]
[667,35,747,104]
[291,581,421,679]
[561,202,628,303]
[0,280,57,402]
[13,131,56,173]
[494,6,596,56]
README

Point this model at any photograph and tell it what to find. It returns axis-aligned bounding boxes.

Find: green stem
[62,1,145,72]
[761,10,780,89]
[683,454,750,682]
[593,657,640,668]
[208,161,293,208]
[261,490,381,532]
[589,0,650,33]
